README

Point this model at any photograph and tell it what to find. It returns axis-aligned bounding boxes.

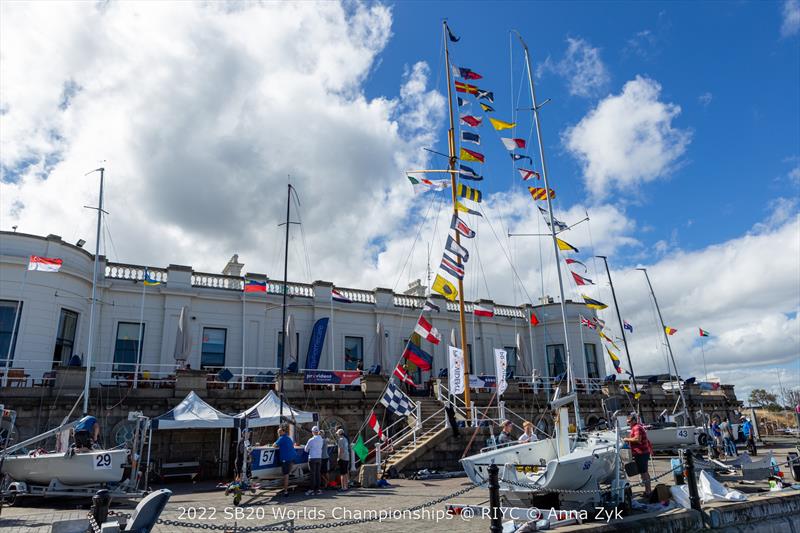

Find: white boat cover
[236,391,316,428]
[152,391,236,430]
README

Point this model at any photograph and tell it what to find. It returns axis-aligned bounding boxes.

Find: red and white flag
[28,255,63,272]
[473,304,494,317]
[414,316,441,345]
[368,412,383,439]
[518,168,540,181]
[530,311,540,326]
[501,137,526,150]
[393,364,415,386]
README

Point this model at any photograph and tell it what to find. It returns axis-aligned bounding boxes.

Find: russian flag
[473,304,494,317]
[331,289,352,303]
[402,344,432,371]
[244,279,267,293]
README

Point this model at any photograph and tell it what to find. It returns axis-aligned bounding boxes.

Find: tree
[748,388,777,408]
[782,387,800,409]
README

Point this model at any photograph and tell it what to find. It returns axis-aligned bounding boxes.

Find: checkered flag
[381,382,413,416]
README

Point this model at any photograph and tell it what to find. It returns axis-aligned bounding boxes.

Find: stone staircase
[380,397,456,474]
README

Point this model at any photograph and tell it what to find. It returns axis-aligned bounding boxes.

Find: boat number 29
[260,449,275,465]
[677,429,689,439]
[94,453,113,470]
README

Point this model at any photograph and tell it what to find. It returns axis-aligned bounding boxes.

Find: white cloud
[698,92,713,107]
[564,76,692,198]
[781,0,800,37]
[539,37,610,98]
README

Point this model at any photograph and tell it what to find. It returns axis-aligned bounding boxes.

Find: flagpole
[3,265,29,387]
[516,32,581,426]
[637,268,688,418]
[133,270,146,389]
[241,289,246,390]
[596,256,637,395]
[278,182,292,422]
[83,167,105,415]
[443,20,471,418]
[527,308,535,385]
[700,335,708,382]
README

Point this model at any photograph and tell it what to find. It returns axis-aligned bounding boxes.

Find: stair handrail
[360,405,447,465]
[435,380,469,420]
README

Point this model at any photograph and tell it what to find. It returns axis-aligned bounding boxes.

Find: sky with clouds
[1,1,798,400]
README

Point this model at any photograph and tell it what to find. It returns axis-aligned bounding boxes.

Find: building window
[503,346,518,378]
[584,343,600,379]
[0,300,22,367]
[201,328,226,369]
[546,344,566,378]
[114,322,143,373]
[344,336,363,370]
[53,309,79,367]
[277,331,300,369]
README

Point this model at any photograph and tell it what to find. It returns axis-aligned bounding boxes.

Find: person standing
[741,416,757,456]
[274,426,296,497]
[336,428,350,491]
[319,430,330,490]
[518,421,538,443]
[720,418,737,457]
[623,413,653,498]
[711,416,723,458]
[496,420,514,445]
[304,426,324,495]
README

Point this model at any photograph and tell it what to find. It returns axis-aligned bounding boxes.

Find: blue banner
[304,317,328,370]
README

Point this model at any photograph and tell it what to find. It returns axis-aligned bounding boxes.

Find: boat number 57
[94,453,113,470]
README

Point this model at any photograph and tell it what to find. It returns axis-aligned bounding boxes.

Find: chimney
[222,254,244,277]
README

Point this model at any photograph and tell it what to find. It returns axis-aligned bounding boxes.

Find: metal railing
[105,263,168,283]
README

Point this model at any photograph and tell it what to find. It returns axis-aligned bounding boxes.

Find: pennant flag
[582,294,607,310]
[624,321,633,333]
[459,164,483,181]
[452,65,482,80]
[455,81,478,94]
[368,412,383,439]
[432,274,458,301]
[479,102,494,112]
[331,289,352,303]
[565,257,587,270]
[530,310,540,326]
[446,25,460,42]
[593,316,606,329]
[456,201,483,217]
[457,96,467,107]
[450,213,475,238]
[518,168,540,181]
[622,385,641,399]
[407,175,449,192]
[423,299,440,312]
[538,206,569,231]
[489,118,515,131]
[460,147,485,163]
[571,271,593,286]
[460,114,482,127]
[473,304,494,317]
[461,131,480,145]
[352,435,369,463]
[381,382,414,415]
[440,253,465,280]
[501,138,526,150]
[402,343,433,370]
[28,255,62,272]
[699,328,710,337]
[445,235,469,262]
[599,330,620,351]
[393,363,416,386]
[477,89,494,102]
[143,270,162,286]
[665,326,678,336]
[510,153,533,163]
[580,315,597,329]
[415,316,442,345]
[556,238,579,253]
[528,187,556,201]
[457,183,482,203]
[606,346,623,374]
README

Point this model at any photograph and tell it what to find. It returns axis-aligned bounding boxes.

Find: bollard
[684,451,702,512]
[488,463,502,533]
[90,489,111,530]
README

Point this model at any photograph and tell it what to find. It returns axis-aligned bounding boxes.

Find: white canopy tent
[236,391,317,428]
[152,390,236,430]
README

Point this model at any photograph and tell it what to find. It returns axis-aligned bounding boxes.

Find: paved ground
[2,438,798,533]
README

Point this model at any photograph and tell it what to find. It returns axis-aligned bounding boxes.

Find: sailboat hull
[1,449,130,486]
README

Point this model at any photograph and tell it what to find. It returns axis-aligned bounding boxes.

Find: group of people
[711,414,756,457]
[274,425,352,497]
[496,419,540,445]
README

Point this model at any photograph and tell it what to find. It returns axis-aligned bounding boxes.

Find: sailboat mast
[83,167,105,415]
[279,182,292,421]
[517,34,580,417]
[637,268,688,416]
[597,256,637,393]
[443,20,471,414]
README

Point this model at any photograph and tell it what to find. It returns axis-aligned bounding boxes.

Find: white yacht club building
[0,231,606,387]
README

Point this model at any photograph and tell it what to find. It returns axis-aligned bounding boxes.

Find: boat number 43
[94,453,113,470]
[677,429,690,439]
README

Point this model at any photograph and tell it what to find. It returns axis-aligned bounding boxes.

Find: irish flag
[28,256,62,272]
[473,304,494,317]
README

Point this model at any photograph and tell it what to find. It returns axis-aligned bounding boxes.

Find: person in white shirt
[518,421,538,443]
[304,426,324,495]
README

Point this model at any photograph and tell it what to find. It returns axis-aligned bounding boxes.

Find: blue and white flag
[461,131,480,145]
[623,321,633,333]
[381,382,413,416]
[445,235,469,263]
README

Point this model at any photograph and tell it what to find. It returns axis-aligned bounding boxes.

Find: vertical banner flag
[494,348,508,396]
[448,346,465,395]
[304,317,329,370]
[28,256,63,272]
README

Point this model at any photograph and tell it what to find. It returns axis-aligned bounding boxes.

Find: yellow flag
[634,392,642,400]
[489,118,516,131]
[556,238,579,253]
[432,274,458,301]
